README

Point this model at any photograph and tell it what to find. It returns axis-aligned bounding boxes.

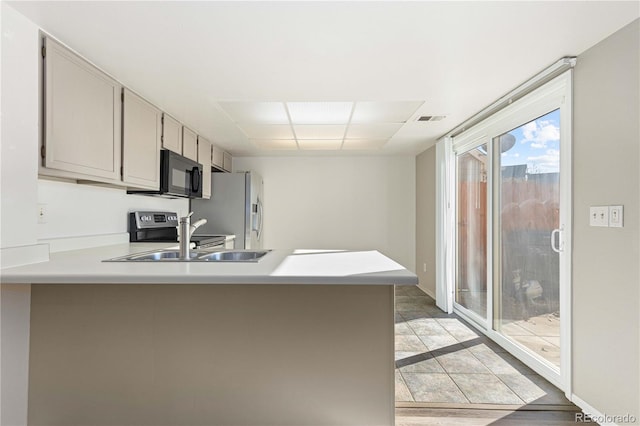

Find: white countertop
[192,234,236,241]
[0,244,418,285]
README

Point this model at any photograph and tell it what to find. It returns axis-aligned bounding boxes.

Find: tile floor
[456,291,561,368]
[395,286,572,406]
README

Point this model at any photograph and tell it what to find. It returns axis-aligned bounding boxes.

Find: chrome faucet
[178,212,207,260]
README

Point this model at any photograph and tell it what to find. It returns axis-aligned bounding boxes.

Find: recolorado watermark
[575,412,637,423]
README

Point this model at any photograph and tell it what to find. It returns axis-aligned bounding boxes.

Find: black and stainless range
[129,211,225,249]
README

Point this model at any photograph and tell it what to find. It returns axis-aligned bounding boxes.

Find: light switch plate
[589,206,608,227]
[609,205,623,227]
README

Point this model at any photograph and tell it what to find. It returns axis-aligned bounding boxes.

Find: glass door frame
[453,139,494,332]
[448,71,573,396]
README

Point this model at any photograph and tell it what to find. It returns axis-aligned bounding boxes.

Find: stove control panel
[131,211,179,230]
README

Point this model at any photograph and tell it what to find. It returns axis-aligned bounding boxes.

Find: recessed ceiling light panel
[287,102,353,124]
[297,139,343,150]
[294,124,346,140]
[221,100,433,151]
[219,102,289,125]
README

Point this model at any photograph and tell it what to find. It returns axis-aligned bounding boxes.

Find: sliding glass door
[494,110,562,369]
[451,71,572,390]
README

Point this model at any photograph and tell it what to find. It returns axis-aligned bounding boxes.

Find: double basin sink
[105,249,271,263]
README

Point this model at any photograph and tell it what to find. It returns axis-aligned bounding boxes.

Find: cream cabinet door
[197,136,212,199]
[162,114,182,154]
[43,37,121,181]
[122,89,161,189]
[212,146,224,170]
[223,151,232,172]
[182,127,198,161]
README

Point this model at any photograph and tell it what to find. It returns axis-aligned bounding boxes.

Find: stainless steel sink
[128,250,200,261]
[104,249,271,262]
[199,250,271,262]
[104,249,201,262]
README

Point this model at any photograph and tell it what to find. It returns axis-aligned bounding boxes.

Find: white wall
[572,19,639,421]
[234,156,416,271]
[37,179,188,241]
[415,146,436,297]
[1,2,40,250]
[0,4,187,257]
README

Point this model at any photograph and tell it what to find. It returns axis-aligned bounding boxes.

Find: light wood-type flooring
[395,406,583,425]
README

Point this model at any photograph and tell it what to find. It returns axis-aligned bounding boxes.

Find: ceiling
[218,100,424,151]
[8,1,639,156]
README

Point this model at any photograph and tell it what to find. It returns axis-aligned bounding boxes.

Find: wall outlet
[589,206,608,227]
[609,205,623,228]
[423,263,427,273]
[37,203,48,224]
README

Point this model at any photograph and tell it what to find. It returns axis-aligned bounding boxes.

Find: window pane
[456,145,487,319]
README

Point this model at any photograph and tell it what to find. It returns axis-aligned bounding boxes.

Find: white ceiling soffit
[8,1,639,156]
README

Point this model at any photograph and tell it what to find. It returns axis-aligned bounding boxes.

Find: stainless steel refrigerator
[190,171,264,249]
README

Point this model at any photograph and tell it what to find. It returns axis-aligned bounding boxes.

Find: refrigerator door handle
[257,198,264,242]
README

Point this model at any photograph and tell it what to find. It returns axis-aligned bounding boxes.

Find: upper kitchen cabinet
[223,151,232,172]
[41,36,122,182]
[212,145,232,172]
[212,146,224,170]
[162,113,182,154]
[197,136,212,199]
[122,89,161,190]
[182,126,198,161]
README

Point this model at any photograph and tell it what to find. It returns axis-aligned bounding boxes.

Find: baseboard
[0,244,49,269]
[418,284,435,299]
[571,394,630,426]
[396,401,579,411]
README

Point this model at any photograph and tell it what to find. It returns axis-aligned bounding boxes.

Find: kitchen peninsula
[1,245,417,426]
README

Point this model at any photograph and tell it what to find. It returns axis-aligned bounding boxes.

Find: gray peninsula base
[27,284,395,426]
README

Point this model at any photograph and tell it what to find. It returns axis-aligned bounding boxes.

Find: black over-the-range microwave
[128,150,203,198]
